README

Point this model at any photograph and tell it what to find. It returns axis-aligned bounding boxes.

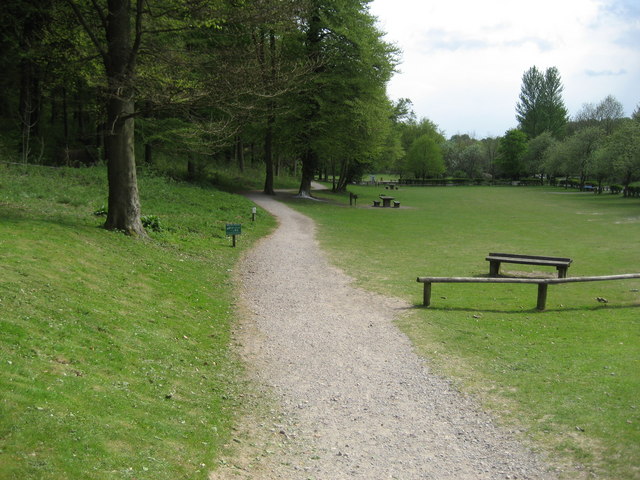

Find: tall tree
[516,66,568,139]
[575,94,625,135]
[294,0,396,197]
[497,129,528,180]
[606,119,640,193]
[65,0,147,235]
[1,0,53,163]
[481,136,500,178]
[63,0,243,234]
[563,126,604,188]
[522,130,555,180]
[406,134,444,180]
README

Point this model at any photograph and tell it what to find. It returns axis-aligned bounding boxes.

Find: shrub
[141,214,162,232]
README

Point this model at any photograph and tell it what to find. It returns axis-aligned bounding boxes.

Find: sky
[369,0,640,138]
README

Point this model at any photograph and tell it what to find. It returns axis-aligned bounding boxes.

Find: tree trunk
[144,142,152,164]
[263,113,275,195]
[335,158,349,192]
[187,155,197,180]
[104,95,144,235]
[262,31,276,195]
[62,87,69,144]
[331,158,336,191]
[102,0,145,236]
[235,135,245,172]
[298,147,317,197]
[297,7,322,199]
[19,57,35,163]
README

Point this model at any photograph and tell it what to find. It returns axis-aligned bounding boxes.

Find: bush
[141,214,162,232]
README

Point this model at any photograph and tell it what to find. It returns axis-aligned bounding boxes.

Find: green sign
[225,223,242,236]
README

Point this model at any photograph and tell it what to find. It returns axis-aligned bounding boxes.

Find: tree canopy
[406,134,444,180]
[497,129,528,180]
[516,66,568,139]
[0,0,398,230]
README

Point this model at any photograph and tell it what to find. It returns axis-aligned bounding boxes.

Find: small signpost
[225,223,242,247]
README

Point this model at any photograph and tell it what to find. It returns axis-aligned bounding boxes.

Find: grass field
[285,184,640,479]
[0,164,276,479]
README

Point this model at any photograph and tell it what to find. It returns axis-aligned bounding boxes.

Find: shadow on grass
[409,303,639,314]
[0,205,109,238]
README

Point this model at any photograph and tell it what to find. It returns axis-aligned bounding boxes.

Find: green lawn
[0,164,275,479]
[3,166,639,479]
[285,184,640,479]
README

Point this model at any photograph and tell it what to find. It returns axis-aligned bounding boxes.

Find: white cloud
[370,0,640,138]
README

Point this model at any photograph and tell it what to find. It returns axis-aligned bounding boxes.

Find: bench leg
[557,266,567,278]
[536,284,548,310]
[489,261,500,277]
[423,282,432,307]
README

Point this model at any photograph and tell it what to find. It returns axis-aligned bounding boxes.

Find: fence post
[423,282,432,306]
[536,283,548,310]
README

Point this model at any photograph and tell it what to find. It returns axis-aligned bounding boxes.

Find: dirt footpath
[213,192,559,479]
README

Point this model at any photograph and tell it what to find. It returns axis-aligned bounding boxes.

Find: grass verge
[0,163,275,479]
[285,183,640,479]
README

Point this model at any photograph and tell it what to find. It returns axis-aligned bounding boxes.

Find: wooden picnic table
[379,195,394,207]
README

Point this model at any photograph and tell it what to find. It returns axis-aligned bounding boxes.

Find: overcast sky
[369,0,640,139]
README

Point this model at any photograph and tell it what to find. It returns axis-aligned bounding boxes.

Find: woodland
[2,0,639,236]
[2,0,405,234]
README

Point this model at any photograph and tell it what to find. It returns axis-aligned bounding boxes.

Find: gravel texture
[214,191,560,479]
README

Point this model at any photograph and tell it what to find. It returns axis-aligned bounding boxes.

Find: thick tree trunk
[297,147,317,197]
[102,0,145,236]
[104,95,145,235]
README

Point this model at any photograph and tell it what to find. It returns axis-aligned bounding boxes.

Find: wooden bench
[416,274,640,311]
[486,253,572,278]
[393,201,400,208]
[372,200,381,207]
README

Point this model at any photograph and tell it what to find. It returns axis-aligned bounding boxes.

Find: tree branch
[127,0,144,75]
[65,0,107,64]
[89,0,108,30]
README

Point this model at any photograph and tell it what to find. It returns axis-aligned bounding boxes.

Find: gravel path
[218,191,559,479]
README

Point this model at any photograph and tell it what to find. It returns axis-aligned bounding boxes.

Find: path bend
[218,192,559,480]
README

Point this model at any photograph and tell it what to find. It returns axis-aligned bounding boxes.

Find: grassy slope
[0,164,275,479]
[285,184,640,479]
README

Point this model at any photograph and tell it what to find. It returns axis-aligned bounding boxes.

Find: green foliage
[286,185,640,480]
[604,119,640,186]
[93,204,107,216]
[0,164,276,479]
[406,134,444,179]
[550,126,605,187]
[292,0,399,192]
[141,214,162,232]
[497,129,528,179]
[516,66,568,139]
[574,95,625,135]
[522,130,555,176]
[442,135,489,178]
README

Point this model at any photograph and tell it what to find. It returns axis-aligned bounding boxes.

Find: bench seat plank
[486,252,572,278]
